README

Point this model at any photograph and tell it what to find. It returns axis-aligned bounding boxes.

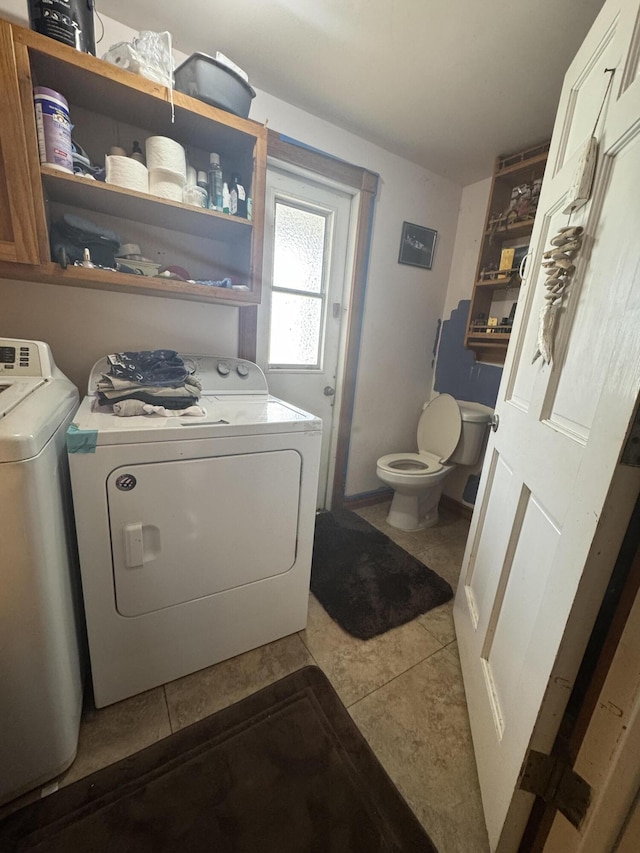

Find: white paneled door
[257,166,355,509]
[454,1,640,850]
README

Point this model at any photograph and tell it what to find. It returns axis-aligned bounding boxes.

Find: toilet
[376,394,492,531]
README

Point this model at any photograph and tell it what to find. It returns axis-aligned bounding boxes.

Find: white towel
[113,400,206,417]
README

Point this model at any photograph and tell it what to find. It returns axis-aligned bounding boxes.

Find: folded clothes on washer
[97,373,202,395]
[112,400,207,417]
[96,371,202,409]
[106,350,190,386]
[98,388,200,409]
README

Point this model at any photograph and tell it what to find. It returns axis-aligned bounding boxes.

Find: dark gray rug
[311,510,453,640]
[0,667,438,852]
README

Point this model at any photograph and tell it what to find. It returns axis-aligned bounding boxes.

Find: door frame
[238,129,379,509]
[523,497,640,851]
[258,162,360,510]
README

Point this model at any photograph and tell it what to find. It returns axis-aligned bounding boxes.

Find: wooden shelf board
[467,347,507,366]
[495,151,549,178]
[466,334,510,344]
[41,167,253,243]
[475,277,521,288]
[16,24,266,160]
[484,219,535,240]
[0,259,258,306]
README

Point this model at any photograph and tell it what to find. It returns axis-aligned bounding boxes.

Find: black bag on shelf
[50,213,120,269]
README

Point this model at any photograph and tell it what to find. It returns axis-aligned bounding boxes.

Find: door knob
[490,413,500,432]
[324,385,335,397]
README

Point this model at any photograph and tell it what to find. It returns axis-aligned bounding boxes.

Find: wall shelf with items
[464,141,550,364]
[0,19,266,306]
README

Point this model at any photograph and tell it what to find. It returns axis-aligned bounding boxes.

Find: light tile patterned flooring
[5,503,490,853]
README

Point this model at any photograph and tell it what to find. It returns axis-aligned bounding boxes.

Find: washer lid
[417,394,461,462]
[0,378,78,462]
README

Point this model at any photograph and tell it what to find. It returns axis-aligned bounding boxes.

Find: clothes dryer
[68,355,322,707]
[0,338,82,805]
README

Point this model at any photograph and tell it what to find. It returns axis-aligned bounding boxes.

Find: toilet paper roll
[145,136,187,178]
[105,155,149,193]
[149,166,186,202]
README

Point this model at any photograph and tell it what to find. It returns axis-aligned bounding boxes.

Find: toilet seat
[375,394,482,531]
[376,395,462,480]
[377,451,444,475]
[416,394,461,461]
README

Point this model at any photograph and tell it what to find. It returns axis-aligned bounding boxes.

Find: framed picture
[398,222,437,270]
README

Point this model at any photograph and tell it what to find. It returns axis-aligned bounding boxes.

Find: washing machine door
[107,449,301,616]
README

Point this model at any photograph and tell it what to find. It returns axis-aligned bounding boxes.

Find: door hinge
[621,403,640,467]
[518,750,591,829]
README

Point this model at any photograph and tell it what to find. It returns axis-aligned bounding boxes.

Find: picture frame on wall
[398,222,437,270]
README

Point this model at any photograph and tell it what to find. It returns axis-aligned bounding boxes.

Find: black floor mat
[311,509,453,640]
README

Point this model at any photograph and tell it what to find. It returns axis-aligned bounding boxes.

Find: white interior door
[257,166,355,509]
[454,1,640,849]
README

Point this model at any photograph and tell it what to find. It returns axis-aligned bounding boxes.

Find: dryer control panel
[183,355,268,396]
[87,353,269,397]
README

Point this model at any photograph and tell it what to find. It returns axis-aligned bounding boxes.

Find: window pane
[269,292,322,366]
[273,203,326,294]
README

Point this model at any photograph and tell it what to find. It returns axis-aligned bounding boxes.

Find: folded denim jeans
[106,350,190,386]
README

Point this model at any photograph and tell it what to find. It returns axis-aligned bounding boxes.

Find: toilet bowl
[376,394,491,531]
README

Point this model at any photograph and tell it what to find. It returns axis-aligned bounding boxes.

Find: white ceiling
[99,0,605,185]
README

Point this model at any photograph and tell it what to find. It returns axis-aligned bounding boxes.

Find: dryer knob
[217,361,230,376]
[237,363,249,377]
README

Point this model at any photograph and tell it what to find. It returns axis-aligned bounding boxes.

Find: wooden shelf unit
[464,141,550,364]
[0,19,267,305]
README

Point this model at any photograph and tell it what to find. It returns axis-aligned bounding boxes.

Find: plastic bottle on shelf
[230,173,247,218]
[197,171,209,208]
[208,153,223,211]
[183,165,207,208]
[130,140,145,164]
[222,182,230,214]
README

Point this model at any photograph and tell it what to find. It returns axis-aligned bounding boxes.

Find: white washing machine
[68,354,322,708]
[0,338,82,805]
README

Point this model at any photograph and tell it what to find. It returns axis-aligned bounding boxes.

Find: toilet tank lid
[457,401,494,423]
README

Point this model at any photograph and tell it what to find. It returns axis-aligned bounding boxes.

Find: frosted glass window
[268,200,329,368]
[269,292,322,366]
[273,204,326,293]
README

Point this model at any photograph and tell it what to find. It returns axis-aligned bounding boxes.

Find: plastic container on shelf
[33,87,74,174]
[174,53,256,118]
[183,184,208,208]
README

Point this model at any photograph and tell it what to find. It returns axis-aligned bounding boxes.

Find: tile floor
[3,502,490,853]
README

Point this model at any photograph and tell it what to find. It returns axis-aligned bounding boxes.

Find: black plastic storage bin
[174,53,256,119]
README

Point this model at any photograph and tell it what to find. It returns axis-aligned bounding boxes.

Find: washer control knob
[217,361,230,376]
[237,363,249,377]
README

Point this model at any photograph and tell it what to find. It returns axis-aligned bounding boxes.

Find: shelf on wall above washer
[41,167,253,243]
[0,259,258,306]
